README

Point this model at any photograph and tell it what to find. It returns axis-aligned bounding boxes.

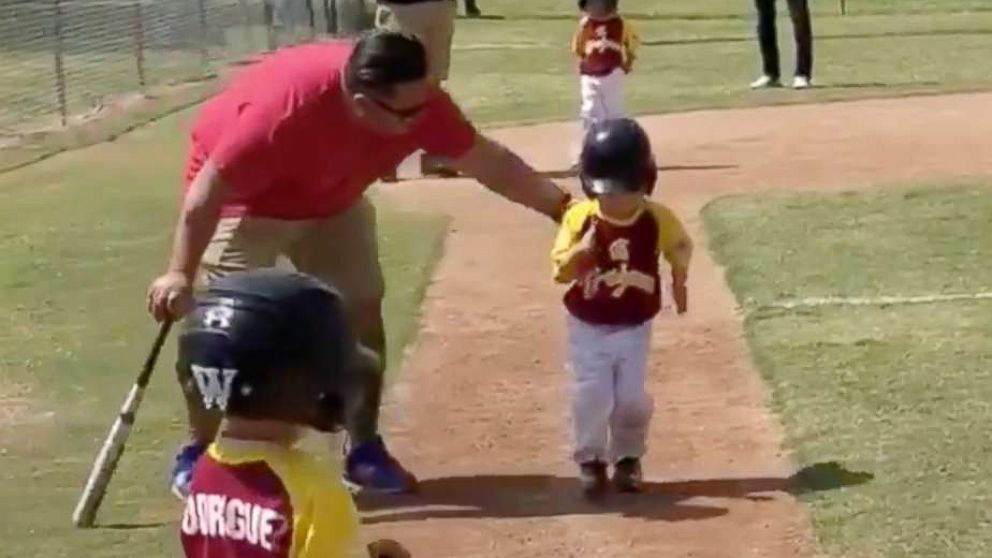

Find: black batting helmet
[579,118,657,198]
[177,269,374,432]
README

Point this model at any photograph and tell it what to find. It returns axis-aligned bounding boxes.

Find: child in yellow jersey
[571,0,639,164]
[176,269,408,558]
[552,119,692,497]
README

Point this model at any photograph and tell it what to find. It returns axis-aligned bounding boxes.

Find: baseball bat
[72,319,173,528]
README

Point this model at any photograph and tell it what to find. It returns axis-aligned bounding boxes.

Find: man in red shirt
[147,31,572,497]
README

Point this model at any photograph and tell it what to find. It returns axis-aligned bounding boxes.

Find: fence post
[132,0,147,91]
[325,0,336,34]
[51,0,68,126]
[333,0,370,36]
[305,0,316,39]
[238,0,254,53]
[263,0,277,50]
[197,0,209,74]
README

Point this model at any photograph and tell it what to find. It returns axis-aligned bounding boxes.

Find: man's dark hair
[345,31,428,96]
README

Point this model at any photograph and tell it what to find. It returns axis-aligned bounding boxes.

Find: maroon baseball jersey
[571,15,639,76]
[180,438,363,558]
[552,200,692,326]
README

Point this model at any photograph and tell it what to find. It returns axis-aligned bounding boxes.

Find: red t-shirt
[186,40,477,220]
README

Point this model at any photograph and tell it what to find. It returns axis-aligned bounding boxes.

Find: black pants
[754,0,813,79]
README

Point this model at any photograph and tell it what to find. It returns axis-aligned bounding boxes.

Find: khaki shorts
[198,197,385,309]
[375,0,456,82]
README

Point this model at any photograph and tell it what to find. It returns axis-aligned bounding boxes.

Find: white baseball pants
[580,68,626,134]
[567,314,654,465]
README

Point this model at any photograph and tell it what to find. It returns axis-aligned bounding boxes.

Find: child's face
[587,4,612,18]
[597,191,644,219]
[584,0,615,18]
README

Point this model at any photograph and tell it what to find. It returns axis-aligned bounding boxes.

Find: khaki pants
[375,0,456,82]
[179,198,387,444]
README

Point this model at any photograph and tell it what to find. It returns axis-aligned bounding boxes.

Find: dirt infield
[365,92,992,557]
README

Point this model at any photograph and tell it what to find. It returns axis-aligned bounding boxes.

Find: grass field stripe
[752,291,992,311]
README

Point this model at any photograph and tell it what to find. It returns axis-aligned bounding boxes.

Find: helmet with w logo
[177,269,376,431]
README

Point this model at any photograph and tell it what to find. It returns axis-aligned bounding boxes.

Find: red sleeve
[210,101,292,197]
[415,92,477,159]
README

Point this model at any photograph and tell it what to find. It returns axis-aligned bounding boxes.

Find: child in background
[571,0,639,166]
[552,119,692,497]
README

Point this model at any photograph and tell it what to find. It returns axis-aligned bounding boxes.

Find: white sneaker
[750,75,781,89]
[792,75,812,89]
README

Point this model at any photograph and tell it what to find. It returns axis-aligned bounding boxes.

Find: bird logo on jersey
[581,237,655,300]
[585,24,624,56]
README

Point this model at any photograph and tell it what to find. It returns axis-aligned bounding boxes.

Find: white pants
[567,314,654,465]
[573,68,626,163]
[580,69,626,134]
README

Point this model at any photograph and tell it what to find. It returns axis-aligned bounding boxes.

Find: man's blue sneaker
[170,443,206,500]
[344,436,417,494]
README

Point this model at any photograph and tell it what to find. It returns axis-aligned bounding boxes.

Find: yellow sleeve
[552,200,597,283]
[648,202,692,272]
[281,455,365,558]
[622,18,639,62]
[571,18,588,58]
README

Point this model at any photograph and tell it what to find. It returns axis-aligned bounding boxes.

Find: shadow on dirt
[359,461,872,524]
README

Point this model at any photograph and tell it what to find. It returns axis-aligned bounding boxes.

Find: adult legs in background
[463,0,480,17]
[289,198,417,494]
[375,0,458,178]
[752,0,781,86]
[787,0,813,81]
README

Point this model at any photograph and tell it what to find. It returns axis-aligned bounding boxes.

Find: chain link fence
[0,0,372,133]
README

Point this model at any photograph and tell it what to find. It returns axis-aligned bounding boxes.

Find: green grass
[703,184,992,558]
[447,0,992,125]
[0,111,447,557]
[7,0,992,170]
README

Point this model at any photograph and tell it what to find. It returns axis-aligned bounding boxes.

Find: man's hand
[368,539,411,558]
[147,159,226,323]
[147,270,194,322]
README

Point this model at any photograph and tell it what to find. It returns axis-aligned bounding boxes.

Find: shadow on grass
[457,14,505,20]
[358,461,872,524]
[98,521,169,530]
[806,81,943,90]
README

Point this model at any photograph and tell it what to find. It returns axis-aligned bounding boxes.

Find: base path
[364,92,992,557]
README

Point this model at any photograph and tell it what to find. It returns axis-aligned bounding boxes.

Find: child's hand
[573,224,599,277]
[369,539,411,558]
[673,284,687,314]
[672,269,688,314]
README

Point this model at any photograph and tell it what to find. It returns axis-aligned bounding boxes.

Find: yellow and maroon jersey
[180,438,364,558]
[571,15,639,76]
[552,199,692,326]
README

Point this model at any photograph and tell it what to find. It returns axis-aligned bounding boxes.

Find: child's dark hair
[344,31,428,97]
[578,0,619,12]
